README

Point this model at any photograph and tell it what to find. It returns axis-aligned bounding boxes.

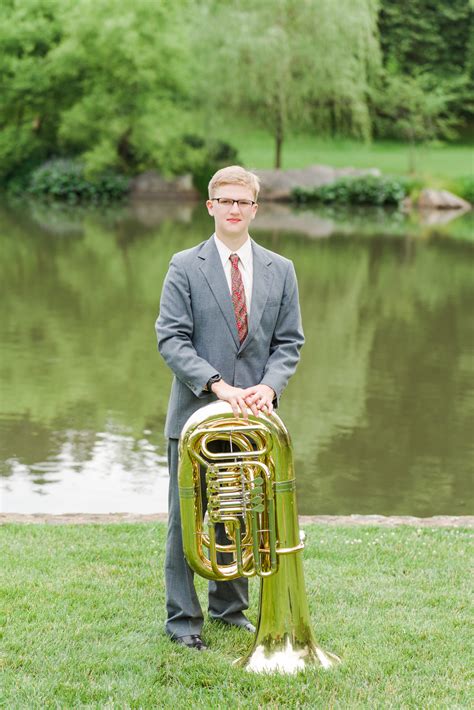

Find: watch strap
[206,374,222,392]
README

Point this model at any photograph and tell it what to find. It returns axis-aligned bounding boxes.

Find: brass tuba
[178,400,341,674]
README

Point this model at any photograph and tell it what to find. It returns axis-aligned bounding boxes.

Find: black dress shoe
[210,618,256,633]
[171,634,208,651]
[242,621,256,633]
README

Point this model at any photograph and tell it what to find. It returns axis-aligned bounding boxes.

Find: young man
[156,165,304,650]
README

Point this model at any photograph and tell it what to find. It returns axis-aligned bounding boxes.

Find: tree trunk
[408,130,417,175]
[275,133,283,169]
[274,113,283,169]
[408,143,417,175]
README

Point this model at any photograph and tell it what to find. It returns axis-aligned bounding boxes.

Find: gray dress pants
[165,438,249,638]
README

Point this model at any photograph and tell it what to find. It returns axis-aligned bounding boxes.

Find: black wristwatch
[206,374,222,392]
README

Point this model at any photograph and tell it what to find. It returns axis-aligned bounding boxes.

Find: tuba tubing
[178,400,341,674]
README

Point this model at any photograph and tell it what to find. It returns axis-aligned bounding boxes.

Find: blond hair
[208,165,260,200]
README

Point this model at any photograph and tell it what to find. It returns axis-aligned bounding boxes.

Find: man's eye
[238,201,252,207]
[220,199,233,205]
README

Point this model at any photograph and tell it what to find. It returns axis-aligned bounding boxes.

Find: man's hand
[210,380,256,418]
[243,384,275,416]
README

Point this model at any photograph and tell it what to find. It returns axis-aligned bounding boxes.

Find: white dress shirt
[213,233,253,313]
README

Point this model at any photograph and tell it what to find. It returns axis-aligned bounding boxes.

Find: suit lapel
[198,236,274,353]
[241,240,273,352]
[198,237,240,348]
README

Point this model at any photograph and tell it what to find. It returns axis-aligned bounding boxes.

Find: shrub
[187,137,240,195]
[293,175,413,206]
[451,175,474,204]
[28,159,130,202]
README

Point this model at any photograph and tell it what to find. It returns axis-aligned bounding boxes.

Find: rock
[418,188,471,210]
[130,171,200,200]
[418,207,471,226]
[253,203,334,238]
[401,196,413,212]
[255,165,381,201]
[129,199,194,226]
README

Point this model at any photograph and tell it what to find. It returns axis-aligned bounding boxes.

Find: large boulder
[253,203,334,238]
[418,189,471,210]
[255,165,381,201]
[130,171,200,200]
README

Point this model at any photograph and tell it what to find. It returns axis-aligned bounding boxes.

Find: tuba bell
[178,400,341,674]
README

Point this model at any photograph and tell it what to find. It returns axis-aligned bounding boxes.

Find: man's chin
[221,225,247,240]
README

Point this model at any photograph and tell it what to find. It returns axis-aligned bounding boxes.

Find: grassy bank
[214,124,472,180]
[1,523,471,709]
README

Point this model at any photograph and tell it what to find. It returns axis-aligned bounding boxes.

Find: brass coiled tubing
[178,400,341,673]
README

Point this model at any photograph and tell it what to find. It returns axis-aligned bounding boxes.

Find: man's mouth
[227,218,241,223]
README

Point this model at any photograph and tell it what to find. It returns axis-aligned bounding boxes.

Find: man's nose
[229,200,240,214]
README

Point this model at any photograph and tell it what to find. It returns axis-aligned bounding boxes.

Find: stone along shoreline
[1,513,472,527]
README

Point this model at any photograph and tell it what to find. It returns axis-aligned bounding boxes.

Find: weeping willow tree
[195,0,381,168]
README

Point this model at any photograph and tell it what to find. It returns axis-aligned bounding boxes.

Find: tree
[379,0,472,77]
[0,0,65,183]
[0,0,198,182]
[193,0,381,168]
[49,0,195,175]
[374,71,463,172]
[377,0,474,135]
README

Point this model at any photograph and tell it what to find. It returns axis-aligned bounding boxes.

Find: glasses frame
[211,197,257,209]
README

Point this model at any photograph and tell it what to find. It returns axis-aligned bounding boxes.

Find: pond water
[0,198,472,516]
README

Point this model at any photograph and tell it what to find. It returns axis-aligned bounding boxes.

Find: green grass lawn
[214,122,473,180]
[1,523,471,709]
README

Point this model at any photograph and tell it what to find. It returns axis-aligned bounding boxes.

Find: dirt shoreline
[1,513,472,527]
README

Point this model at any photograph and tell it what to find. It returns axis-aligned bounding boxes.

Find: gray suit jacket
[156,235,304,439]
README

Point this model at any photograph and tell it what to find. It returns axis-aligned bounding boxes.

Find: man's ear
[206,199,214,216]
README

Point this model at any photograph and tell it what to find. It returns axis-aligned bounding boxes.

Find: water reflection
[0,198,472,515]
[2,420,168,513]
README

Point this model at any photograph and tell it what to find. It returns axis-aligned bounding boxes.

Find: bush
[28,159,130,202]
[186,137,240,195]
[293,175,413,206]
[451,175,474,204]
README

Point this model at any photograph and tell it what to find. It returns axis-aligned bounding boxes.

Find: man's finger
[245,392,259,404]
[242,386,258,397]
[259,399,273,415]
[244,395,259,416]
[229,397,240,418]
[239,397,250,419]
[249,401,259,417]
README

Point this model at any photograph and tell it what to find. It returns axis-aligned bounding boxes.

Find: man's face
[206,184,258,240]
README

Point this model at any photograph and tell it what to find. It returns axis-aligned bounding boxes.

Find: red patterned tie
[230,253,248,343]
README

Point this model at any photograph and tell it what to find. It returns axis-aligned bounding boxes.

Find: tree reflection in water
[0,199,472,515]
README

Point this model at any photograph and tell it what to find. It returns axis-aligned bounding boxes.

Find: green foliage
[293,175,414,206]
[373,71,466,148]
[0,0,65,184]
[379,0,472,78]
[451,175,474,203]
[376,0,474,137]
[193,0,381,167]
[187,137,240,194]
[0,0,471,182]
[0,0,204,183]
[27,158,129,201]
[52,1,195,175]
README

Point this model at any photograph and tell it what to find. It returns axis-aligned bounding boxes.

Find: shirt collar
[213,233,252,272]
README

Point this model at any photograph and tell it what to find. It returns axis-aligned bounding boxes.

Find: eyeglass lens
[214,198,254,208]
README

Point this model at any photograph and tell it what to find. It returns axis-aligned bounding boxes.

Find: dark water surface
[1,199,472,515]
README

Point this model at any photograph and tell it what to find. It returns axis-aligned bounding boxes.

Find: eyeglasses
[211,197,256,210]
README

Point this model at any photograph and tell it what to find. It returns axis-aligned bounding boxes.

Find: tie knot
[230,253,239,268]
